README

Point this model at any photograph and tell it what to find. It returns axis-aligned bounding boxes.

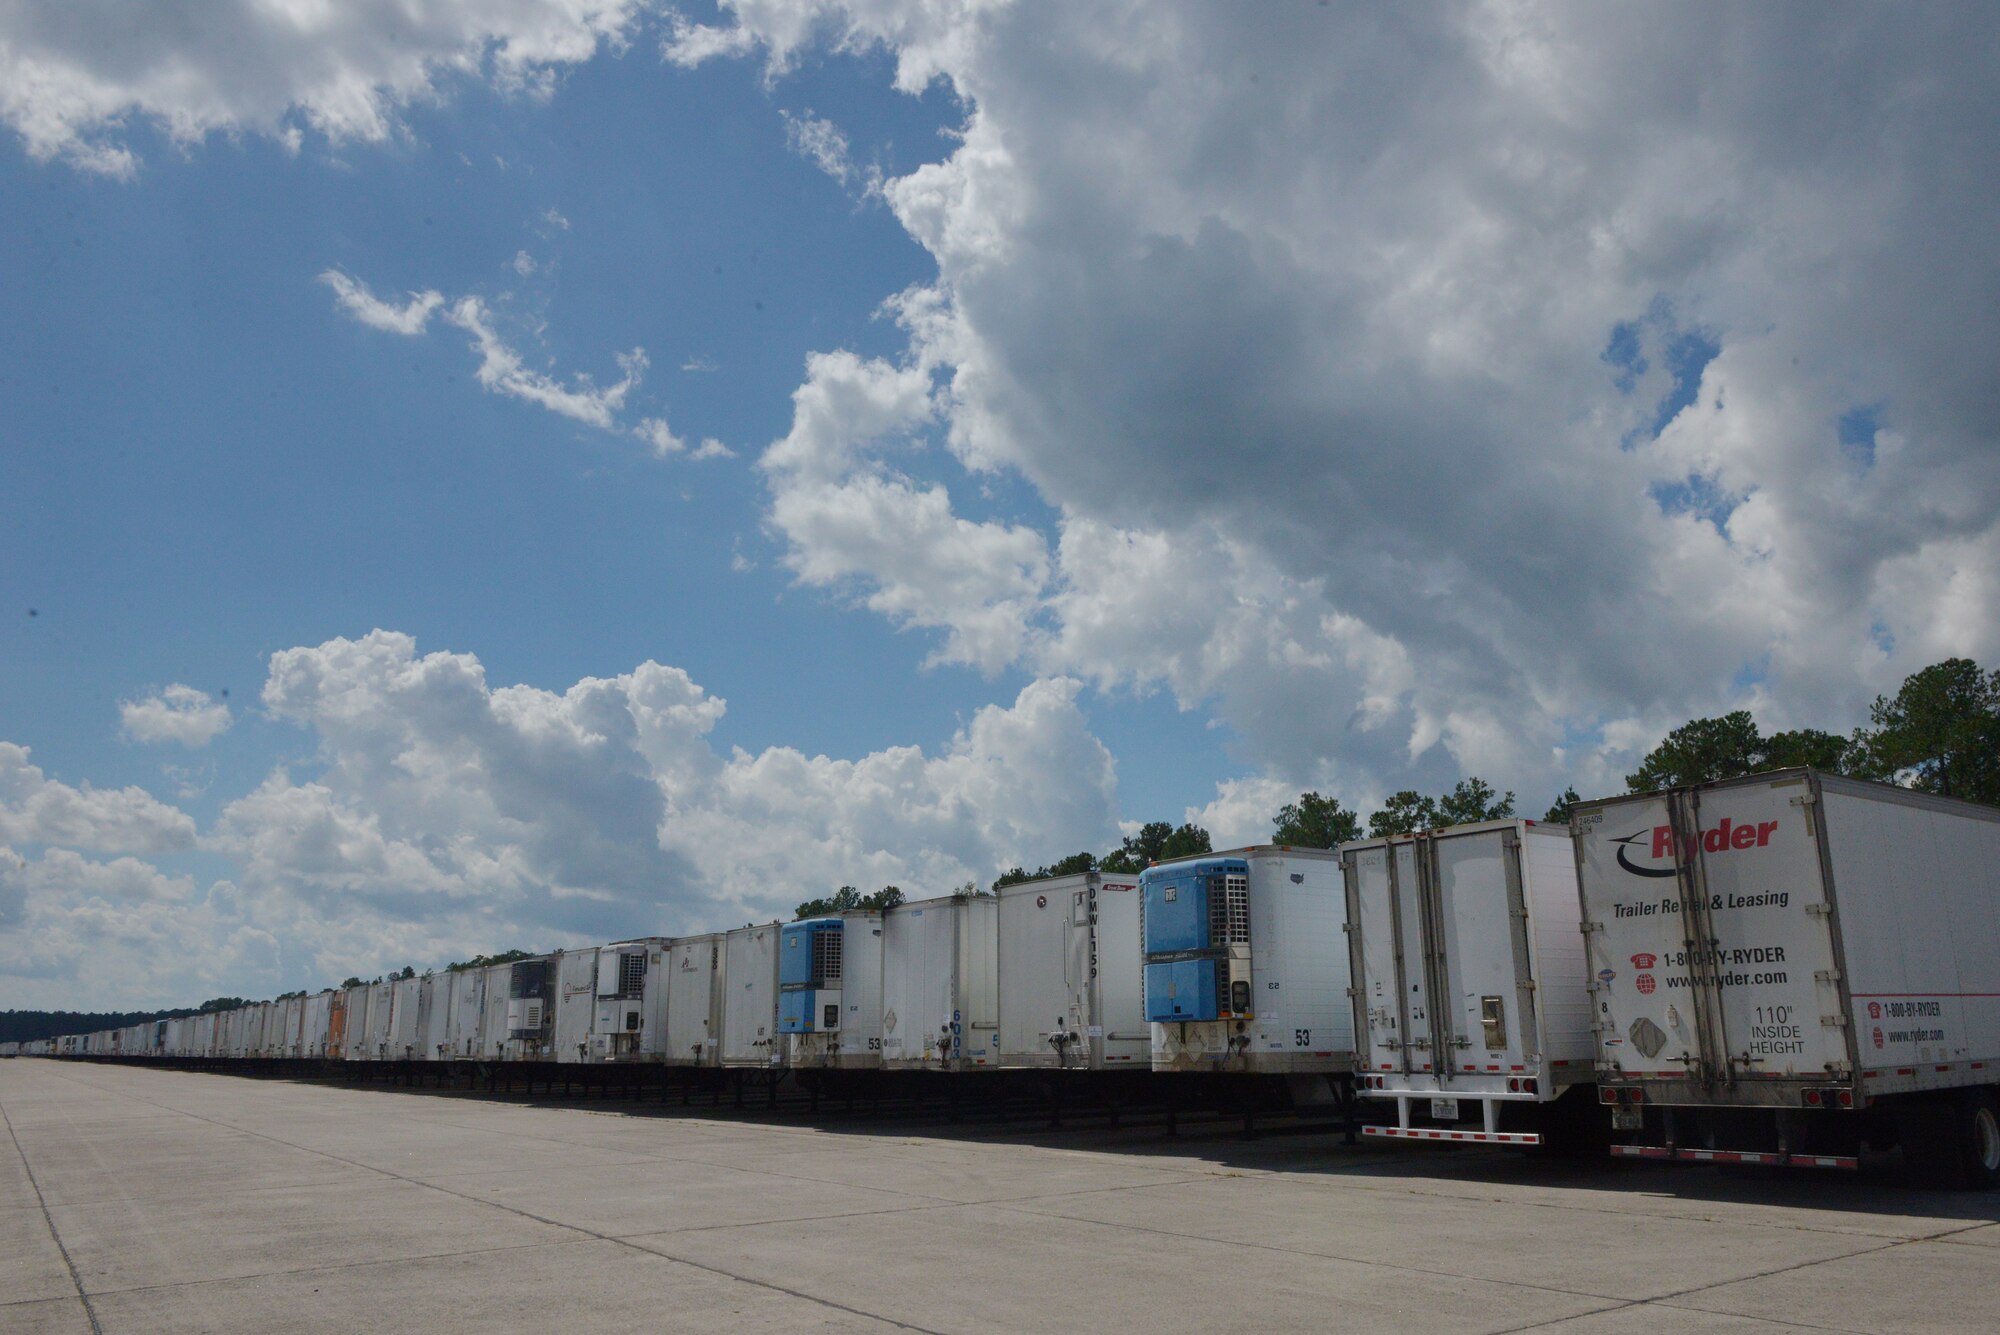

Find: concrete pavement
[3,1059,1996,1334]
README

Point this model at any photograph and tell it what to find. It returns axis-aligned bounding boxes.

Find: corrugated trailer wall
[998,875,1093,1068]
[996,871,1146,1071]
[419,973,453,1060]
[301,991,332,1057]
[665,934,724,1065]
[479,962,512,1058]
[361,980,396,1058]
[389,976,423,1059]
[722,925,782,1067]
[554,949,600,1063]
[447,969,483,1059]
[1816,779,2000,1088]
[835,910,886,1068]
[881,894,999,1070]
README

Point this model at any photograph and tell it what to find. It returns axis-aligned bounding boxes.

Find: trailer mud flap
[1609,1143,1857,1169]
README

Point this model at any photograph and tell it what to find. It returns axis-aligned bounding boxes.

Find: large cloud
[0,0,649,177]
[2,631,1122,1005]
[0,742,198,853]
[680,2,2000,804]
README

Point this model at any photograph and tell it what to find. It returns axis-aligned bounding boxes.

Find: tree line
[2,995,255,1046]
[986,656,2000,875]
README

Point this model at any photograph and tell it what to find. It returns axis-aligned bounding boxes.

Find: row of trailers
[17,770,2000,1183]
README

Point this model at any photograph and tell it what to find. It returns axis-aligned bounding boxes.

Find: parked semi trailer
[1141,846,1353,1075]
[997,871,1147,1069]
[664,933,724,1065]
[881,893,999,1070]
[1344,819,1597,1147]
[780,913,886,1069]
[589,938,668,1062]
[1573,768,2000,1184]
[722,923,784,1067]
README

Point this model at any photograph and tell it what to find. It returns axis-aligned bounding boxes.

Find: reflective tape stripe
[1361,1125,1541,1146]
[1610,1144,1857,1170]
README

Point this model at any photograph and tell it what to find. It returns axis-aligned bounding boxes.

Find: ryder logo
[1611,817,1780,877]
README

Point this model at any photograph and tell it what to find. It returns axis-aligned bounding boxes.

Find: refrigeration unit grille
[617,951,647,996]
[812,929,843,982]
[1208,873,1251,946]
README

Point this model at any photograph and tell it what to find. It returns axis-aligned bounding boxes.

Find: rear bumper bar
[1610,1143,1856,1170]
[1364,1125,1541,1146]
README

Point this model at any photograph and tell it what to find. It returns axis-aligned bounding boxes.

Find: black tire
[1954,1090,2000,1191]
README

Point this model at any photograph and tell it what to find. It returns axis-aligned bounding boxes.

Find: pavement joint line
[614,1198,974,1243]
[0,1096,106,1335]
[46,1065,985,1213]
[29,1237,590,1304]
[607,1172,1221,1245]
[979,1189,1886,1311]
[1482,1224,1997,1335]
[31,1064,950,1335]
[1486,1298,1828,1335]
[1154,1158,2000,1246]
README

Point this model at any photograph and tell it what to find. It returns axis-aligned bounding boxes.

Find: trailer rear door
[1432,828,1538,1078]
[1577,775,1850,1086]
[1347,842,1412,1076]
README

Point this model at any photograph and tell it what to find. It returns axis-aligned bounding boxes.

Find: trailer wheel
[1958,1092,2000,1191]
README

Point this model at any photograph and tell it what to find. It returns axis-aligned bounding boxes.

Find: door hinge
[1813,969,1842,984]
[1580,920,1604,933]
[1806,902,1833,918]
[1821,1014,1849,1029]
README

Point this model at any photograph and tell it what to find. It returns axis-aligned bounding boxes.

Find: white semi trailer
[1141,846,1352,1075]
[880,894,999,1071]
[1344,819,1597,1146]
[997,871,1148,1070]
[1573,769,2000,1183]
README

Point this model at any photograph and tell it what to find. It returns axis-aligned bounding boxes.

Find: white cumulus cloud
[677,2,2000,809]
[0,743,197,854]
[0,0,651,177]
[119,684,233,748]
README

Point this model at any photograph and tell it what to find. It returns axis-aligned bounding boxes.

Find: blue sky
[2,3,1995,1007]
[2,35,1223,830]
